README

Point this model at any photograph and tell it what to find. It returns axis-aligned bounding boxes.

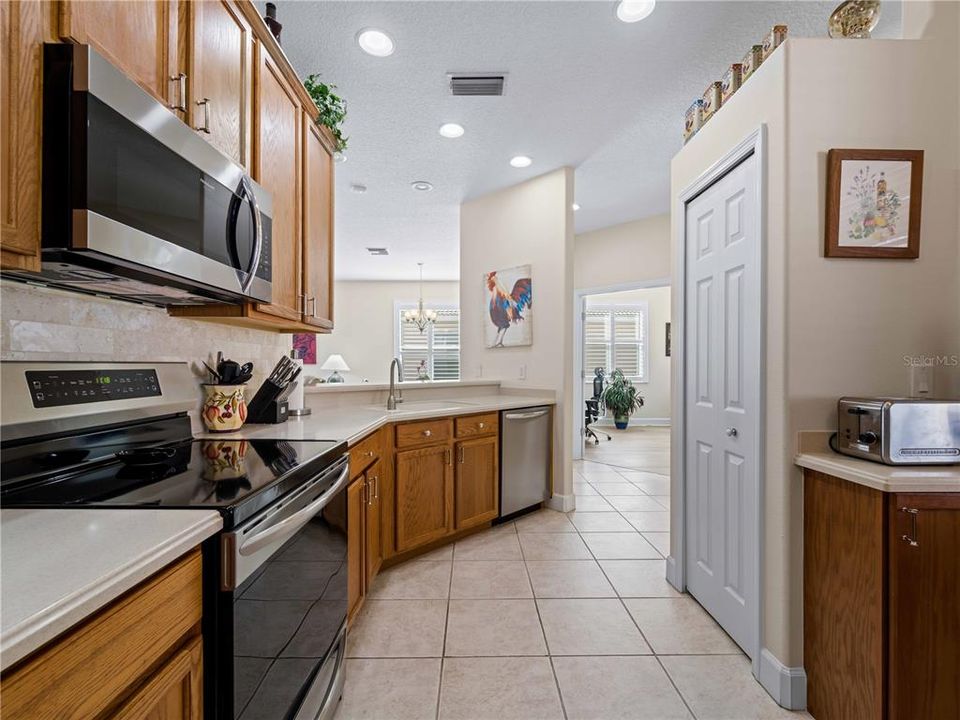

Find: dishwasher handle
[503,409,550,421]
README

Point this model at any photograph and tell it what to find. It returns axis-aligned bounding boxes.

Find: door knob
[725,427,738,437]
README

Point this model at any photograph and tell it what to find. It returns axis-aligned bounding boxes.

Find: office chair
[584,367,612,445]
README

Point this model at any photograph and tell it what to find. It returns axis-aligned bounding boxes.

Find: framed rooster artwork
[484,265,533,348]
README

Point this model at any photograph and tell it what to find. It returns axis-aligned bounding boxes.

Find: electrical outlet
[910,364,932,397]
[519,364,527,380]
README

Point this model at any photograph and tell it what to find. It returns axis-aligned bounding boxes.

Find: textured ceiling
[266,1,901,281]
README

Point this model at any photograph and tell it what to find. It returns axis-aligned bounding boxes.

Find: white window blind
[396,305,460,381]
[583,304,648,382]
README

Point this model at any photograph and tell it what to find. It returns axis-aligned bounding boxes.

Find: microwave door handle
[238,463,349,557]
[239,176,263,294]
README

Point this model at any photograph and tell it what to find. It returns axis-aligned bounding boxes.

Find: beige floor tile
[454,529,523,560]
[514,509,577,533]
[580,532,662,559]
[599,559,682,597]
[592,482,646,496]
[621,510,671,532]
[335,658,441,720]
[347,600,447,657]
[606,495,667,511]
[450,560,532,598]
[661,655,805,719]
[643,531,670,556]
[525,560,615,598]
[367,561,451,600]
[552,656,692,719]
[439,657,564,720]
[408,544,454,563]
[652,495,671,510]
[573,482,599,496]
[568,511,635,532]
[625,476,672,496]
[537,599,651,655]
[518,532,593,560]
[444,599,547,656]
[624,597,740,654]
[572,495,616,511]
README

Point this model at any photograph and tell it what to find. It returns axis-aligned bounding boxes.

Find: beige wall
[585,286,671,422]
[574,213,671,290]
[670,30,960,672]
[460,168,575,500]
[312,280,459,384]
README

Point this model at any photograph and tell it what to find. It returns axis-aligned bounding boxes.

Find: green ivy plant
[303,74,348,152]
[601,369,644,424]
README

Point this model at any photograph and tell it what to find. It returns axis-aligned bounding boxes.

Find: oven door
[222,457,350,720]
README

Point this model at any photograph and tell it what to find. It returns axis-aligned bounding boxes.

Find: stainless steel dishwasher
[500,406,552,518]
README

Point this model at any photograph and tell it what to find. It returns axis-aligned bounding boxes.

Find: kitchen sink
[376,400,479,412]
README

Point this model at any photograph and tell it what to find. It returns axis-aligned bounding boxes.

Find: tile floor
[335,453,811,719]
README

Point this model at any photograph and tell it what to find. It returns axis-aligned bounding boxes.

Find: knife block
[246,379,292,424]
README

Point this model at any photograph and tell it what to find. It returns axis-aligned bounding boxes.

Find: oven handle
[238,463,349,557]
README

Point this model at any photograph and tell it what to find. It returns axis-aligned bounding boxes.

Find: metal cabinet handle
[423,429,432,437]
[308,296,317,318]
[725,427,738,437]
[170,73,187,111]
[445,448,451,465]
[900,506,919,547]
[458,446,465,464]
[196,98,212,133]
[372,475,379,501]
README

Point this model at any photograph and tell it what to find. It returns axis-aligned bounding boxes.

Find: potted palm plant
[601,369,644,429]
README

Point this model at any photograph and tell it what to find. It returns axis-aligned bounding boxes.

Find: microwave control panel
[26,369,161,408]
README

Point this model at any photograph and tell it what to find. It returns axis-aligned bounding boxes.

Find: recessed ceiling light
[439,123,465,138]
[572,203,581,211]
[510,155,532,168]
[350,183,367,194]
[616,0,656,23]
[411,180,434,192]
[357,28,394,57]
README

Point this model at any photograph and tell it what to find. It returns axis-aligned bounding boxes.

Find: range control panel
[26,369,161,408]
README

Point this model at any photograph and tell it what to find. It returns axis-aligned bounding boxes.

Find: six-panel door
[395,444,453,552]
[455,436,499,530]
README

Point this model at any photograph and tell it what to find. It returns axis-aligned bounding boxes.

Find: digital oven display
[25,369,161,408]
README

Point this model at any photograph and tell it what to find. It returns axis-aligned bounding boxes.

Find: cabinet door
[455,437,499,530]
[301,116,335,329]
[347,477,365,620]
[59,0,177,106]
[365,459,383,583]
[888,493,960,720]
[184,0,252,167]
[395,445,453,553]
[0,0,42,271]
[253,45,302,322]
[112,635,202,720]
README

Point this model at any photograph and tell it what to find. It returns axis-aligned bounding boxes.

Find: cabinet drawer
[455,413,499,438]
[350,429,382,478]
[396,418,452,449]
[2,550,202,719]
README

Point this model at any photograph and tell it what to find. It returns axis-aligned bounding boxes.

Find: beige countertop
[0,509,221,671]
[304,379,502,394]
[206,394,556,445]
[795,432,960,493]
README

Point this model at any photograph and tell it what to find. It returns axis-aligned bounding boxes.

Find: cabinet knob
[423,429,432,437]
[365,450,374,458]
[478,422,485,429]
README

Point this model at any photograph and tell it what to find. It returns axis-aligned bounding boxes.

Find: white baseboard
[593,418,671,427]
[546,493,575,512]
[758,648,807,710]
[665,555,683,591]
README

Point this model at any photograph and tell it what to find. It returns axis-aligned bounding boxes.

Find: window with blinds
[583,304,648,381]
[396,305,461,381]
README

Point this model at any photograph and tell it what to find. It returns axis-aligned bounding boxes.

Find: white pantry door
[684,152,760,657]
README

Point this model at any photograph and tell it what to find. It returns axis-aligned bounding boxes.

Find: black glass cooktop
[1,432,345,528]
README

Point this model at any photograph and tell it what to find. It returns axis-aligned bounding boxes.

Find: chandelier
[403,262,437,333]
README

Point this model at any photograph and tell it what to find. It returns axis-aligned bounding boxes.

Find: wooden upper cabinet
[0,0,42,271]
[395,444,453,553]
[182,0,252,167]
[455,436,499,530]
[59,0,177,107]
[253,45,302,322]
[302,115,335,329]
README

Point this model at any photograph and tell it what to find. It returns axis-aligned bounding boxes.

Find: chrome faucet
[387,357,404,410]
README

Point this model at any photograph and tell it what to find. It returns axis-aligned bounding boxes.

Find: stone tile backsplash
[1,280,293,386]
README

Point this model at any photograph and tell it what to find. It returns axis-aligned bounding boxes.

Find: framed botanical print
[824,149,923,258]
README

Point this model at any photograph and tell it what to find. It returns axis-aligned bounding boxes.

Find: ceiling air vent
[366,247,389,256]
[449,74,505,96]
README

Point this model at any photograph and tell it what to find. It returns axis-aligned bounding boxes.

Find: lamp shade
[320,354,350,372]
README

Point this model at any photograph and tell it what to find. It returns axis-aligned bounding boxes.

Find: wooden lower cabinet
[395,444,454,553]
[365,458,384,583]
[347,475,366,622]
[803,470,960,720]
[455,436,499,530]
[0,549,203,720]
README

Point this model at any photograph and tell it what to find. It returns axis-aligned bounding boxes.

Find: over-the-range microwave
[4,43,272,307]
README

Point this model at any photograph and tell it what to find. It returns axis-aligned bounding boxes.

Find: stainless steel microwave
[5,43,273,307]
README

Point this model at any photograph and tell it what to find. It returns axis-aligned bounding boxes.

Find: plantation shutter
[612,310,643,379]
[584,310,610,375]
[397,306,460,381]
[582,305,648,382]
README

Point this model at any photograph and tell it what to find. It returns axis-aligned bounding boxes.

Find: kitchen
[2,1,959,720]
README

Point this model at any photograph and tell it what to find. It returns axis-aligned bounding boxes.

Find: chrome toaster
[836,397,960,465]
